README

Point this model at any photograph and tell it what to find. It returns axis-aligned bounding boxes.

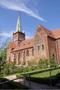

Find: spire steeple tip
[16,16,22,32]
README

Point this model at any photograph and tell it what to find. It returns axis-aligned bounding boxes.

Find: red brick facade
[7,23,60,65]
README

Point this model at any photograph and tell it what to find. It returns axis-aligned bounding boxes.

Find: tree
[38,58,44,69]
[0,57,6,77]
[0,48,7,61]
[0,48,7,77]
[38,58,49,69]
[49,57,57,68]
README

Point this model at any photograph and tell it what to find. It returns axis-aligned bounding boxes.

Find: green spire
[16,16,22,32]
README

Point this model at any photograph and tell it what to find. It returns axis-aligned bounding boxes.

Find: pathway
[4,75,59,89]
[5,74,16,80]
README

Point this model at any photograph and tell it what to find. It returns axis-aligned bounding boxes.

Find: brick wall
[55,39,60,64]
[34,26,50,61]
[7,26,60,65]
[47,36,57,61]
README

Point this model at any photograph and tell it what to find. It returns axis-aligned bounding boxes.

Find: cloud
[0,31,13,48]
[0,0,45,21]
[26,35,31,39]
[0,31,13,37]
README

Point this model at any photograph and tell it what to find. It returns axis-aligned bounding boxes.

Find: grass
[31,68,60,78]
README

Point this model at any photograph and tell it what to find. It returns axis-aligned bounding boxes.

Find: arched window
[11,48,14,51]
[13,53,16,64]
[52,54,55,59]
[26,50,29,56]
[38,46,40,52]
[42,44,44,50]
[18,52,21,64]
[32,48,34,56]
[23,51,25,65]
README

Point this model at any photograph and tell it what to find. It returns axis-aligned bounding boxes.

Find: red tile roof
[12,39,34,51]
[9,26,60,52]
[9,42,16,49]
[52,29,60,39]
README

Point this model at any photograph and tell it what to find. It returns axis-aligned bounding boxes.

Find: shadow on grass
[0,78,28,89]
[26,73,60,88]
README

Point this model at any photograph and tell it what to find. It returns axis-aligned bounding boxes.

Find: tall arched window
[18,52,21,64]
[23,51,25,65]
[13,53,16,64]
[38,46,40,52]
[26,50,29,56]
[32,48,34,56]
[42,44,44,50]
[52,54,55,59]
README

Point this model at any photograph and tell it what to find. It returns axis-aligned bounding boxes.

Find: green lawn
[31,68,60,78]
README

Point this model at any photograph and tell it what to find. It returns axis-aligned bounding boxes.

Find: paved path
[5,75,16,80]
[5,75,59,89]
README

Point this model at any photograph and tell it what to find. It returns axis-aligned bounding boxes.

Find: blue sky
[0,0,60,47]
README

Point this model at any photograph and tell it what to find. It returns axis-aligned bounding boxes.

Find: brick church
[7,16,60,65]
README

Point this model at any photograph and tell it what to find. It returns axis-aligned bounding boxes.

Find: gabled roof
[37,25,60,39]
[37,25,55,38]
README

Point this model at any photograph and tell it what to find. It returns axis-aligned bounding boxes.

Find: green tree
[43,59,49,68]
[0,48,7,77]
[38,58,49,69]
[0,48,7,61]
[0,57,6,77]
[49,57,57,68]
[38,59,44,69]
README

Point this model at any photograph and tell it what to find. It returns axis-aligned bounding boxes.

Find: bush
[38,58,49,69]
[22,66,38,73]
[26,56,36,66]
[16,73,23,79]
[3,63,19,75]
[49,58,57,68]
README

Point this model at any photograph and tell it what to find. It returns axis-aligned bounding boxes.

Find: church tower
[13,16,25,44]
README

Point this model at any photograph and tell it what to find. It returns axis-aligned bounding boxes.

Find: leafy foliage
[0,48,7,61]
[38,58,49,69]
[49,57,57,68]
[0,48,7,77]
[38,57,57,69]
[0,57,6,77]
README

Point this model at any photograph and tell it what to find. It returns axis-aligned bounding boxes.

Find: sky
[0,0,60,48]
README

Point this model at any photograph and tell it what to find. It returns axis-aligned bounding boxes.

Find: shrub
[26,56,36,66]
[49,58,57,68]
[38,58,49,69]
[16,73,23,79]
[3,63,19,75]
